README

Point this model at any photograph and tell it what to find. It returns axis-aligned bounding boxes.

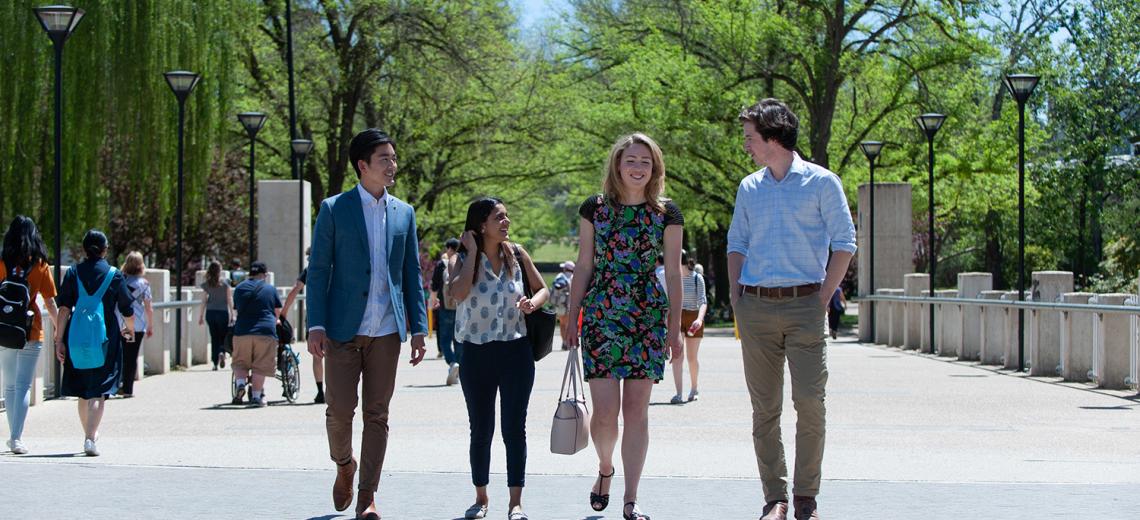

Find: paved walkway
[3,332,1138,519]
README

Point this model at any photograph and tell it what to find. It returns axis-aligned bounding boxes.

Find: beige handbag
[550,348,590,455]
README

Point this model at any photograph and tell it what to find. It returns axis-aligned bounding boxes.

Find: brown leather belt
[742,283,821,299]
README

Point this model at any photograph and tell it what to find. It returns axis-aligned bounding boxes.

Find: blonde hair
[603,133,666,214]
[121,251,146,276]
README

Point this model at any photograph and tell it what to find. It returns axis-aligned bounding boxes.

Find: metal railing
[861,294,1140,315]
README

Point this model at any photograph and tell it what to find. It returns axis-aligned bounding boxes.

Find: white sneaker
[7,439,28,455]
[83,438,99,457]
[446,362,460,386]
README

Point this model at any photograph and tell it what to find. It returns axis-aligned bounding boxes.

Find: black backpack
[0,267,35,349]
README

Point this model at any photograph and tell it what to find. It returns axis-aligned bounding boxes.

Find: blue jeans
[1,341,43,441]
[436,309,462,365]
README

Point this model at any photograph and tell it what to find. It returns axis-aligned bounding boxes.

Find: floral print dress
[578,195,684,380]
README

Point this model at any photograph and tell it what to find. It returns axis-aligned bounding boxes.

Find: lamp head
[164,71,201,102]
[33,5,85,45]
[859,141,885,161]
[291,139,315,161]
[1003,73,1040,105]
[915,113,946,141]
[237,112,268,138]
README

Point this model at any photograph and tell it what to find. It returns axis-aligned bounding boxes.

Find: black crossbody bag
[514,245,556,361]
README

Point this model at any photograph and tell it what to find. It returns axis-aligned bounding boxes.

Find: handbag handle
[560,347,587,405]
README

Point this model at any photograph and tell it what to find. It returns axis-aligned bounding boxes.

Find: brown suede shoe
[793,496,820,520]
[356,491,381,520]
[760,500,789,520]
[333,458,357,512]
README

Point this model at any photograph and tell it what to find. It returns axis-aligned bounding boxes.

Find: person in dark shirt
[231,261,282,407]
[281,248,323,403]
[53,230,134,456]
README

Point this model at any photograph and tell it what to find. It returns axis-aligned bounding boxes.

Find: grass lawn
[530,241,577,263]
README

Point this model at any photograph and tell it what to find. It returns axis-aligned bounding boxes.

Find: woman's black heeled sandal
[623,502,650,520]
[589,469,616,511]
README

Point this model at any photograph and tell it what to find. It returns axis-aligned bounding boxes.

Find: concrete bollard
[1092,293,1135,390]
[979,291,1006,365]
[858,299,873,343]
[937,289,960,358]
[874,289,890,344]
[188,288,208,366]
[1060,292,1095,382]
[144,270,171,375]
[887,289,905,347]
[1003,291,1021,370]
[1028,271,1073,377]
[957,273,992,360]
[176,288,194,369]
[903,274,929,351]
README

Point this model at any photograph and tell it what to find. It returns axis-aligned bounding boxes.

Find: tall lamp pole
[1003,73,1039,372]
[33,4,85,398]
[860,141,885,341]
[164,70,200,368]
[916,113,946,355]
[292,138,314,280]
[238,112,268,268]
[286,0,299,181]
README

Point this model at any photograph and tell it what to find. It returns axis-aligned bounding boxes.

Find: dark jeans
[459,337,535,488]
[436,309,462,365]
[205,310,230,363]
[120,335,144,395]
[827,306,842,332]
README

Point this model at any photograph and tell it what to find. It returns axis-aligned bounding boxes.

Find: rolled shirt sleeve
[726,181,752,256]
[820,173,857,254]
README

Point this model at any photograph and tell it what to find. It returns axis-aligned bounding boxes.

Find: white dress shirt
[356,184,399,338]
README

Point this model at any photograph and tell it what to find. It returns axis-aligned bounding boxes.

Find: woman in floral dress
[567,133,683,520]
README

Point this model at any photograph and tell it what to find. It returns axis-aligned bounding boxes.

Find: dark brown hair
[739,98,799,151]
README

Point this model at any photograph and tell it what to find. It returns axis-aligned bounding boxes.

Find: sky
[515,0,570,30]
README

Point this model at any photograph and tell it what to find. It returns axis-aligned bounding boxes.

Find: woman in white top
[447,197,548,520]
[670,249,707,404]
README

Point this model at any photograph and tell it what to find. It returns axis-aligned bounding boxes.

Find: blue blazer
[306,185,429,343]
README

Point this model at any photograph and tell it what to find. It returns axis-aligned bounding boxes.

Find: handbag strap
[560,347,587,404]
[512,244,533,298]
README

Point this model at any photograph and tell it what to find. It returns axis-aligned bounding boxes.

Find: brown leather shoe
[332,458,357,512]
[760,500,789,520]
[356,491,381,520]
[793,496,820,520]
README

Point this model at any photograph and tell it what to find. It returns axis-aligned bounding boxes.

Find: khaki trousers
[736,293,828,502]
[325,334,401,492]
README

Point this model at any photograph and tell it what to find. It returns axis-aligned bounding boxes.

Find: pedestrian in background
[116,251,153,398]
[230,261,282,407]
[567,133,684,520]
[198,261,234,370]
[0,215,58,455]
[448,197,547,520]
[670,249,707,404]
[550,261,573,349]
[280,247,325,403]
[54,230,135,456]
[429,237,462,385]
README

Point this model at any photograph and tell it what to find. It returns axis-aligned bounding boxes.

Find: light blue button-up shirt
[726,153,857,288]
[356,184,398,338]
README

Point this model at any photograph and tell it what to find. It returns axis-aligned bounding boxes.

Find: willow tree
[0,0,250,276]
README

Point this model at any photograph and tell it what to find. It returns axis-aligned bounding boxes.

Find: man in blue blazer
[306,129,429,520]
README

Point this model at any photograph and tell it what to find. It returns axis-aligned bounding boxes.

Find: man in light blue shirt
[727,99,855,520]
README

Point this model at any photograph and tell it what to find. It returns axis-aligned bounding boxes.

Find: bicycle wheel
[231,370,239,400]
[283,350,301,403]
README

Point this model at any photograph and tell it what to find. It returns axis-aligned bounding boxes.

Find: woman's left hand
[667,330,682,359]
[516,296,536,315]
[687,319,703,335]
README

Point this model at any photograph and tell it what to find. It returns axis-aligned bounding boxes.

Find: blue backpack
[68,267,117,370]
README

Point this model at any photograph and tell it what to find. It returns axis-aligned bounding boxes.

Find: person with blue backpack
[52,230,135,457]
[0,216,59,455]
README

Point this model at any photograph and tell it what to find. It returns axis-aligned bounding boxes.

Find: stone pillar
[936,289,960,358]
[887,289,905,347]
[903,274,929,351]
[257,180,311,286]
[188,288,208,365]
[1002,291,1020,370]
[1060,293,1095,382]
[857,183,912,343]
[177,288,194,369]
[1092,294,1134,390]
[874,289,890,344]
[979,290,1006,365]
[144,269,171,375]
[957,273,992,360]
[1028,271,1073,377]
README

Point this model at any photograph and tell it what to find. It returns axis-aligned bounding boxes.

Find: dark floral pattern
[579,195,682,381]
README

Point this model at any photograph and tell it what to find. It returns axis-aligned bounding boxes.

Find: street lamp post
[291,139,314,283]
[1003,73,1039,372]
[286,0,299,182]
[33,4,85,398]
[164,70,200,368]
[860,141,885,341]
[237,112,268,268]
[916,113,946,355]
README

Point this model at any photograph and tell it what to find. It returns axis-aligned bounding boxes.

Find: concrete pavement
[2,331,1138,519]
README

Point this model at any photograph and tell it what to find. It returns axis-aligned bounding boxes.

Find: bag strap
[513,244,534,298]
[559,347,587,404]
